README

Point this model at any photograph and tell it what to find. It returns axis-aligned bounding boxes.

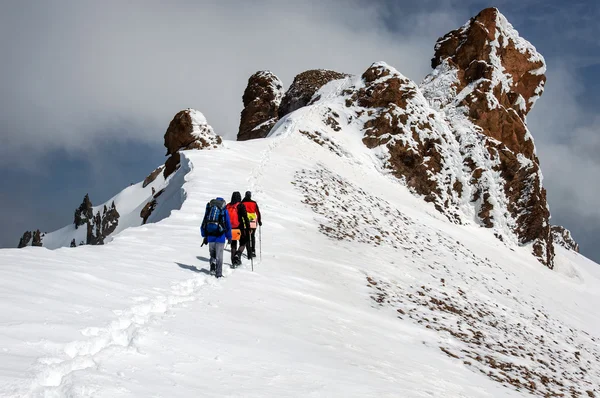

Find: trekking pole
[248,232,254,272]
[250,237,254,272]
[259,226,262,262]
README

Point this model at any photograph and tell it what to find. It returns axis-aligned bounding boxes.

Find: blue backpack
[203,198,226,236]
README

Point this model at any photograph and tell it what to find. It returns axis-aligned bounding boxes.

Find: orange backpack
[226,203,240,228]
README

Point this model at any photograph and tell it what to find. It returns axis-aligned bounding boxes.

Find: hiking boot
[233,253,242,266]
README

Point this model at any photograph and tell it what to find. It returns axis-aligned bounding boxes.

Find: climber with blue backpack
[200,197,232,278]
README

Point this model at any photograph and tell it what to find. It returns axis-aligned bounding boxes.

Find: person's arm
[224,210,232,241]
[200,205,208,237]
[255,201,262,226]
[239,203,250,231]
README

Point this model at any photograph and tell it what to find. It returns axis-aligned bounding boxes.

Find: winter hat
[245,191,252,200]
[231,191,242,203]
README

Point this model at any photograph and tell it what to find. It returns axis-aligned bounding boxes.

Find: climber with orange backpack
[226,191,250,267]
[241,191,262,259]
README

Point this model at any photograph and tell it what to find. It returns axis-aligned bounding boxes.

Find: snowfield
[1,115,599,397]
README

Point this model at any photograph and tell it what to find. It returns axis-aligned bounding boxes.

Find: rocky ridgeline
[73,194,120,245]
[18,194,120,248]
[17,107,221,249]
[237,69,349,140]
[239,7,577,267]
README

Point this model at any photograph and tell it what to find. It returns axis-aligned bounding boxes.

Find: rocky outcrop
[17,231,32,248]
[279,69,349,118]
[32,230,42,247]
[140,188,165,224]
[18,193,121,248]
[163,109,222,178]
[346,62,462,220]
[420,8,553,267]
[429,7,546,157]
[17,229,42,248]
[238,71,284,141]
[551,226,579,253]
[143,165,165,188]
[74,197,120,245]
[74,194,93,229]
[99,202,119,241]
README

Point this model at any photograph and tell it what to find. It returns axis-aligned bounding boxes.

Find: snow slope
[1,111,599,397]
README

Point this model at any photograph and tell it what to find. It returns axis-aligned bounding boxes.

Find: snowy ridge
[1,123,599,396]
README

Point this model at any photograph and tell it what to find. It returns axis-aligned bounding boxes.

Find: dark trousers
[246,228,256,257]
[231,239,247,262]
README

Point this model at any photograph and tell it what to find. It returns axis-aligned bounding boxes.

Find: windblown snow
[1,101,599,397]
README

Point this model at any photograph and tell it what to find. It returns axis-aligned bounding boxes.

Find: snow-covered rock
[237,71,284,141]
[278,69,349,118]
[551,225,579,253]
[163,108,222,177]
[421,7,552,266]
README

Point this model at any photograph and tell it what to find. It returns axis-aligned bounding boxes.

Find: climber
[241,191,262,258]
[226,191,250,267]
[200,197,232,278]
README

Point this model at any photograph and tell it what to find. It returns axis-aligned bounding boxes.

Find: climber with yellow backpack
[241,191,262,259]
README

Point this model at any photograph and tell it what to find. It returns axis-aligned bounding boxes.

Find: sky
[0,0,599,262]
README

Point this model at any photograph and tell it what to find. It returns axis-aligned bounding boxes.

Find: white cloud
[528,61,600,223]
[0,0,461,166]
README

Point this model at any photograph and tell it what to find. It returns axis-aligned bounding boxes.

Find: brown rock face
[421,8,553,267]
[279,69,349,118]
[344,62,462,221]
[551,226,579,253]
[237,71,284,141]
[163,109,222,178]
[431,7,545,158]
[140,188,165,224]
[18,231,32,248]
[143,165,165,188]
